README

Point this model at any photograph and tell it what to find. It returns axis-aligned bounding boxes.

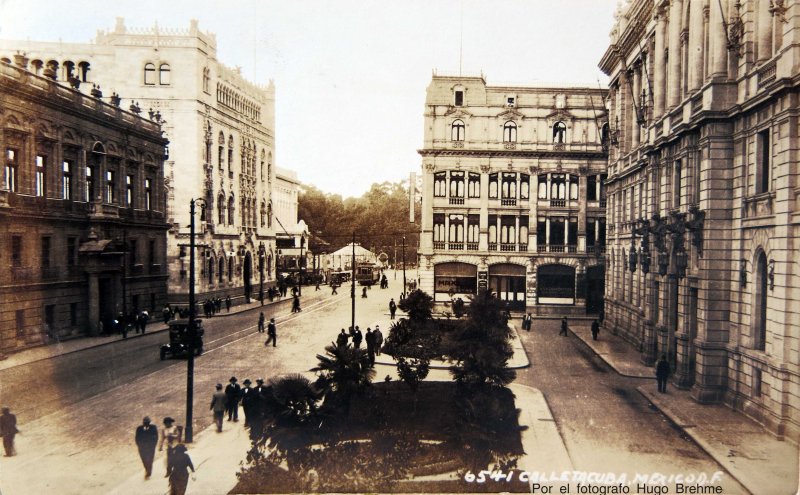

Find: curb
[567,327,656,380]
[635,386,753,495]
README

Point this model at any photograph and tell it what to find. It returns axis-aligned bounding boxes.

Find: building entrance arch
[489,263,526,310]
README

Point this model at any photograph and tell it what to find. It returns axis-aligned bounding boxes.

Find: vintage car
[160,319,205,360]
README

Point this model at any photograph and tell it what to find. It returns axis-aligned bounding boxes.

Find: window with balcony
[126,175,134,207]
[85,166,95,202]
[62,160,73,200]
[35,155,46,197]
[145,178,153,210]
[433,172,446,197]
[433,213,445,247]
[5,149,17,193]
[551,174,566,200]
[449,214,464,248]
[503,121,517,143]
[451,120,465,141]
[501,173,517,199]
[550,218,565,247]
[449,171,465,198]
[537,220,546,248]
[587,175,597,201]
[467,215,480,249]
[468,173,480,198]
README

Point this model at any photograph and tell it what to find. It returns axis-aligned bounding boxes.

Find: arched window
[503,121,517,143]
[218,193,226,224]
[753,251,768,350]
[260,150,266,182]
[63,61,75,81]
[78,62,90,82]
[208,257,215,284]
[228,256,234,281]
[451,120,465,141]
[159,63,171,85]
[260,201,266,227]
[267,201,273,228]
[228,195,235,225]
[553,122,567,143]
[228,135,234,174]
[144,63,156,85]
[218,257,225,283]
[31,60,43,75]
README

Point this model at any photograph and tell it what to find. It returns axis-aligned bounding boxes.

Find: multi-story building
[418,74,607,314]
[0,54,168,351]
[599,0,800,440]
[0,18,278,307]
[273,167,309,282]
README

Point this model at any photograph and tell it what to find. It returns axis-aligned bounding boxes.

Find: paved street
[0,277,756,494]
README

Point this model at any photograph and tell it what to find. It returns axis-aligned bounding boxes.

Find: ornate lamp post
[185,197,206,443]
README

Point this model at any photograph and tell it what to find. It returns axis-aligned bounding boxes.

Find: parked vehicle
[160,319,204,360]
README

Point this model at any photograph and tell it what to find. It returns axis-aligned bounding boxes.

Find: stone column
[444,214,450,249]
[654,9,667,118]
[687,0,705,91]
[709,0,728,78]
[756,0,773,62]
[479,169,489,250]
[667,0,684,108]
[545,217,551,250]
[631,68,641,149]
[420,164,434,251]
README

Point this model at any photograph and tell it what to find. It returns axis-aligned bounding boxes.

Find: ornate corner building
[418,74,608,315]
[0,17,278,309]
[0,55,168,351]
[600,0,800,440]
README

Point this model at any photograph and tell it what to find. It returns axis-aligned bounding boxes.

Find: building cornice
[417,148,607,160]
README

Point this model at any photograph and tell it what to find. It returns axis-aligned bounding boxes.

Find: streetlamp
[402,236,407,296]
[258,242,265,305]
[299,233,306,296]
[185,197,205,443]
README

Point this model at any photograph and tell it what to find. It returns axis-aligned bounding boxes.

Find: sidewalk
[568,319,799,495]
[0,292,298,372]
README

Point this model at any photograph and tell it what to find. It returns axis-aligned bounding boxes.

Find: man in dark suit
[240,379,254,427]
[135,416,158,478]
[225,377,241,422]
[656,354,671,393]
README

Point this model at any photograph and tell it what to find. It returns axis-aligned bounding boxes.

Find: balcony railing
[433,241,446,249]
[488,243,498,251]
[550,245,565,253]
[500,243,516,252]
[466,242,479,251]
[550,199,566,207]
[501,198,517,206]
[452,141,464,148]
[599,199,607,208]
[519,244,528,252]
[449,197,465,205]
[449,242,464,250]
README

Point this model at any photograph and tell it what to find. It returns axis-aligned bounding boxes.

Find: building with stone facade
[599,0,800,440]
[418,74,608,314]
[0,18,278,307]
[0,55,168,352]
[273,166,310,281]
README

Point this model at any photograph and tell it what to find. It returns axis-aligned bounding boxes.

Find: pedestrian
[591,319,600,341]
[389,298,397,320]
[139,310,149,334]
[656,354,671,393]
[225,295,232,312]
[135,416,158,479]
[352,326,363,348]
[291,294,301,313]
[361,286,368,298]
[265,318,277,347]
[210,384,227,432]
[331,283,338,295]
[521,313,530,331]
[163,304,172,324]
[240,379,254,427]
[315,279,321,291]
[258,312,265,333]
[248,378,268,441]
[166,444,195,495]
[373,325,383,356]
[336,328,349,347]
[559,316,569,336]
[159,417,182,475]
[225,377,241,422]
[365,328,375,367]
[0,406,19,457]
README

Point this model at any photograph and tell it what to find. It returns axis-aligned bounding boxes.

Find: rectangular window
[67,237,76,266]
[467,214,480,243]
[433,172,446,197]
[70,302,78,326]
[448,214,464,242]
[16,309,24,338]
[218,146,224,170]
[673,159,682,208]
[753,368,762,397]
[568,218,578,246]
[145,178,152,210]
[41,236,51,268]
[569,174,578,200]
[105,170,115,203]
[454,90,464,106]
[432,213,445,242]
[86,166,95,202]
[756,129,770,194]
[587,175,597,201]
[488,173,498,199]
[551,174,566,199]
[587,219,597,246]
[149,239,156,266]
[501,173,517,199]
[537,219,547,246]
[44,305,55,335]
[35,155,46,197]
[228,149,234,173]
[468,173,481,198]
[550,218,565,245]
[126,174,134,207]
[5,148,17,193]
[520,173,529,200]
[11,235,22,267]
[449,172,465,198]
[538,174,548,199]
[62,160,73,200]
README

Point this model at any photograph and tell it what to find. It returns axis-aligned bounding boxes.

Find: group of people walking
[202,297,231,318]
[336,325,383,366]
[134,416,194,495]
[258,313,278,347]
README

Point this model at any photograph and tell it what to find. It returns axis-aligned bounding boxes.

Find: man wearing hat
[135,416,158,478]
[240,379,254,426]
[224,377,241,422]
[159,416,182,475]
[0,406,18,457]
[210,384,227,432]
[247,378,267,441]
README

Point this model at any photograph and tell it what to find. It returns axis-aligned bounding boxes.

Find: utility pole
[402,236,407,296]
[394,238,397,280]
[351,232,356,331]
[185,198,204,443]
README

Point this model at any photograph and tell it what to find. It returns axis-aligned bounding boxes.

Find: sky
[0,0,618,198]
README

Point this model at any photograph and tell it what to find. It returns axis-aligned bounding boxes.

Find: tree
[396,357,430,415]
[449,289,516,389]
[398,289,433,322]
[311,343,375,414]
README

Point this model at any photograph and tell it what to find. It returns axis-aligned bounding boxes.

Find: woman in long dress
[167,444,195,495]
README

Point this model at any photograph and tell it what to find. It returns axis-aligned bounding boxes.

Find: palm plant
[311,343,375,413]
